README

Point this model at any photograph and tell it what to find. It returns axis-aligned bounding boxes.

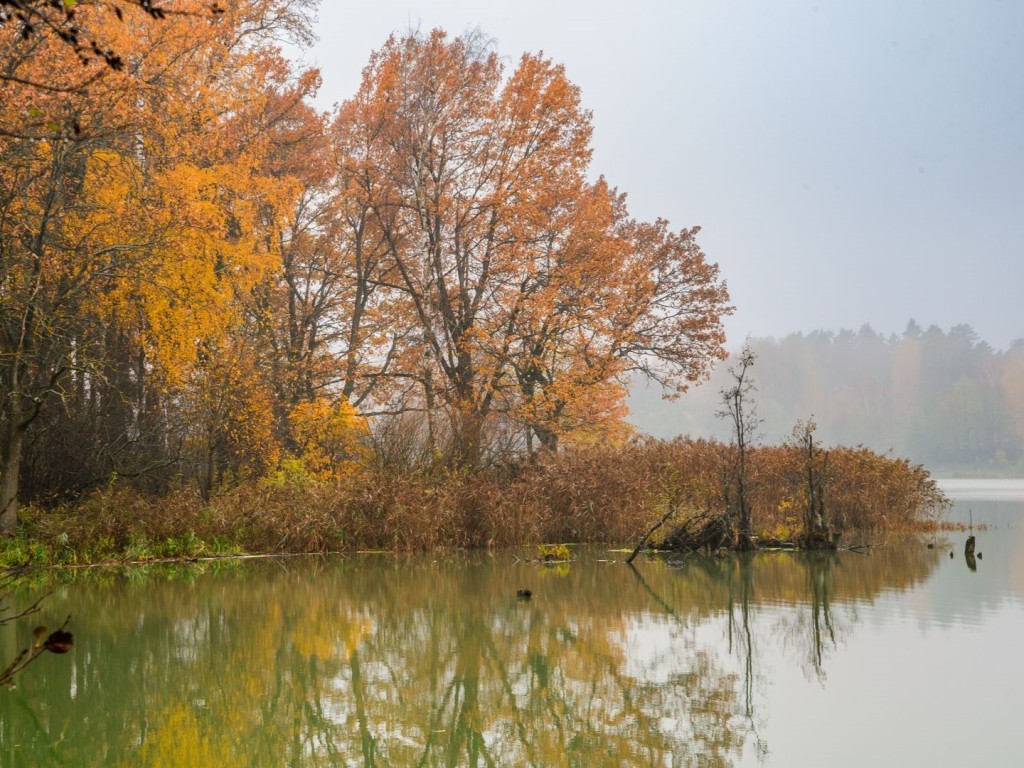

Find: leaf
[33,625,47,641]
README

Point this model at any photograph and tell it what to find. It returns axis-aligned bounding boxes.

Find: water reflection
[0,542,950,768]
[965,550,978,572]
[651,545,942,762]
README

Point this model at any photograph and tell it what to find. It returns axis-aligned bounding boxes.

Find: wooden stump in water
[965,535,978,572]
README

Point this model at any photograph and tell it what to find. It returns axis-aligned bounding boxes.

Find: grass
[536,543,573,562]
[0,526,245,568]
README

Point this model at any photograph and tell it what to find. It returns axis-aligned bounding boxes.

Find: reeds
[4,438,946,564]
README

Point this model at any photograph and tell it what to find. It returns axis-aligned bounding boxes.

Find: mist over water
[630,322,1024,476]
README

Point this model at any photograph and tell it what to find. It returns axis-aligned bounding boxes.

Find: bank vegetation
[2,438,945,565]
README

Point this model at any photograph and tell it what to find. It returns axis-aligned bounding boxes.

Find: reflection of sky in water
[740,599,1024,768]
[610,485,1024,768]
[723,479,1024,766]
[620,569,1024,765]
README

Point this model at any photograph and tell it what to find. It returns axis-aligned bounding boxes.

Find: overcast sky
[294,0,1024,350]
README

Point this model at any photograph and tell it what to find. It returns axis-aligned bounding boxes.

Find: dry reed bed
[14,439,946,560]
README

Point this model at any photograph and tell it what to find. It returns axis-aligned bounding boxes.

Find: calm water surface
[1,479,1021,766]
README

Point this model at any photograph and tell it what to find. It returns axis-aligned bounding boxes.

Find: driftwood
[655,514,845,554]
[626,507,677,564]
[629,504,846,556]
[659,512,733,553]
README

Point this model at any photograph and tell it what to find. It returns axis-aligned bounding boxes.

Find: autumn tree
[0,0,319,531]
[505,185,731,452]
[3,22,730,517]
[246,64,397,421]
[0,1,246,143]
[103,8,326,494]
[223,54,389,483]
[0,96,152,532]
[332,30,730,467]
[0,1,215,70]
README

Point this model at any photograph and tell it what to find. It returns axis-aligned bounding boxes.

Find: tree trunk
[0,431,23,536]
[533,424,559,453]
[450,403,484,471]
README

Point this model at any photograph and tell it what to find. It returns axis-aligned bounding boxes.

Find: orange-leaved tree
[330,30,731,466]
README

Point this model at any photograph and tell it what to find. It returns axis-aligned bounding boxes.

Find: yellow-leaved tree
[0,0,318,531]
[284,398,369,480]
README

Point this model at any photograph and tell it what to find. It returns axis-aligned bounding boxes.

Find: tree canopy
[0,15,731,532]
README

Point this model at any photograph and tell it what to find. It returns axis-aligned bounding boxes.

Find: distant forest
[629,322,1024,475]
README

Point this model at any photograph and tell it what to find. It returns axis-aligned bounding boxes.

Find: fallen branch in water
[658,512,734,553]
[627,506,678,564]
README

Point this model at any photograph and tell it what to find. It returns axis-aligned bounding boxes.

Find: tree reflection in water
[0,546,940,766]
[653,543,942,762]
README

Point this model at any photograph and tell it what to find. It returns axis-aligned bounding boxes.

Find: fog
[300,0,1024,350]
[628,323,1024,473]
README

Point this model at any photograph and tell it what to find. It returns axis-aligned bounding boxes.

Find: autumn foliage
[328,30,730,466]
[0,8,943,553]
[0,13,737,536]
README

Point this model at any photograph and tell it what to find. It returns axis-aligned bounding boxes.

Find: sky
[291,0,1024,351]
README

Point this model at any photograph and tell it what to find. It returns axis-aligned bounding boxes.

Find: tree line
[0,3,733,533]
[633,322,1024,473]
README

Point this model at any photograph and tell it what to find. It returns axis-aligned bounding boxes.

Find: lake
[1,479,1021,766]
